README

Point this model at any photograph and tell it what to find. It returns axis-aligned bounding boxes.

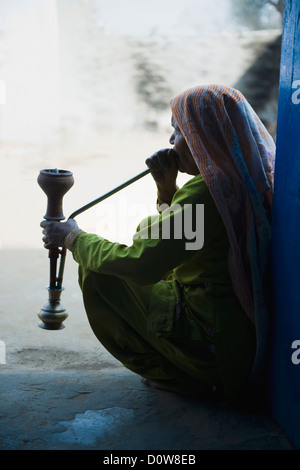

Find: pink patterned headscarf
[170,85,275,379]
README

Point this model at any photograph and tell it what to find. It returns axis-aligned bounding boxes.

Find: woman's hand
[145,148,179,205]
[40,218,79,249]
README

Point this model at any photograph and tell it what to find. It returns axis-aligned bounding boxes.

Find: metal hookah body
[37,169,74,330]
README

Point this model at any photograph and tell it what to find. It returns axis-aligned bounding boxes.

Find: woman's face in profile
[169,116,199,175]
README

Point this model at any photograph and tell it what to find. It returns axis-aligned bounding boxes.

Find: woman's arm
[72,175,224,285]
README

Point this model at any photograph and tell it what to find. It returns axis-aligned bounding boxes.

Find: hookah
[37,167,150,330]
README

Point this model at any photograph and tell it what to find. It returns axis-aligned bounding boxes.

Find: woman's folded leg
[79,268,222,399]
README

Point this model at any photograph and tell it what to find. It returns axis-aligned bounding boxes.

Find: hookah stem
[56,168,151,292]
[49,248,60,289]
[48,247,66,291]
[56,248,66,290]
[68,168,150,219]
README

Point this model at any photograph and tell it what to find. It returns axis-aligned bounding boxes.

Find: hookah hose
[55,168,151,291]
[68,168,150,219]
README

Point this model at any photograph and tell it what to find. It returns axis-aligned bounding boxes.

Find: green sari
[72,174,255,405]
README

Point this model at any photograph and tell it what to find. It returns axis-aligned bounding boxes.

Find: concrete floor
[0,250,294,451]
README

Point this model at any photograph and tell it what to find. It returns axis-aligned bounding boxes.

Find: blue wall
[270,0,300,450]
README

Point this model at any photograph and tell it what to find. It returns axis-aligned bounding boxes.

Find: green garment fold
[72,174,256,405]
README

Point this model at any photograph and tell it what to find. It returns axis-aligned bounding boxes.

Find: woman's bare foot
[141,377,170,392]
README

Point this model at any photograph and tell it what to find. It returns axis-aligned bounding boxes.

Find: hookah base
[38,288,68,330]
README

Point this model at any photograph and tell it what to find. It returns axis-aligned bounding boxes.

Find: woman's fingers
[40,218,79,249]
[40,220,59,248]
[145,148,173,170]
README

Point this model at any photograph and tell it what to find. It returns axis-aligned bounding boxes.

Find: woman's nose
[169,132,175,145]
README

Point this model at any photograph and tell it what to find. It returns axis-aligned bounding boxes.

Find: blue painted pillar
[270,0,300,450]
